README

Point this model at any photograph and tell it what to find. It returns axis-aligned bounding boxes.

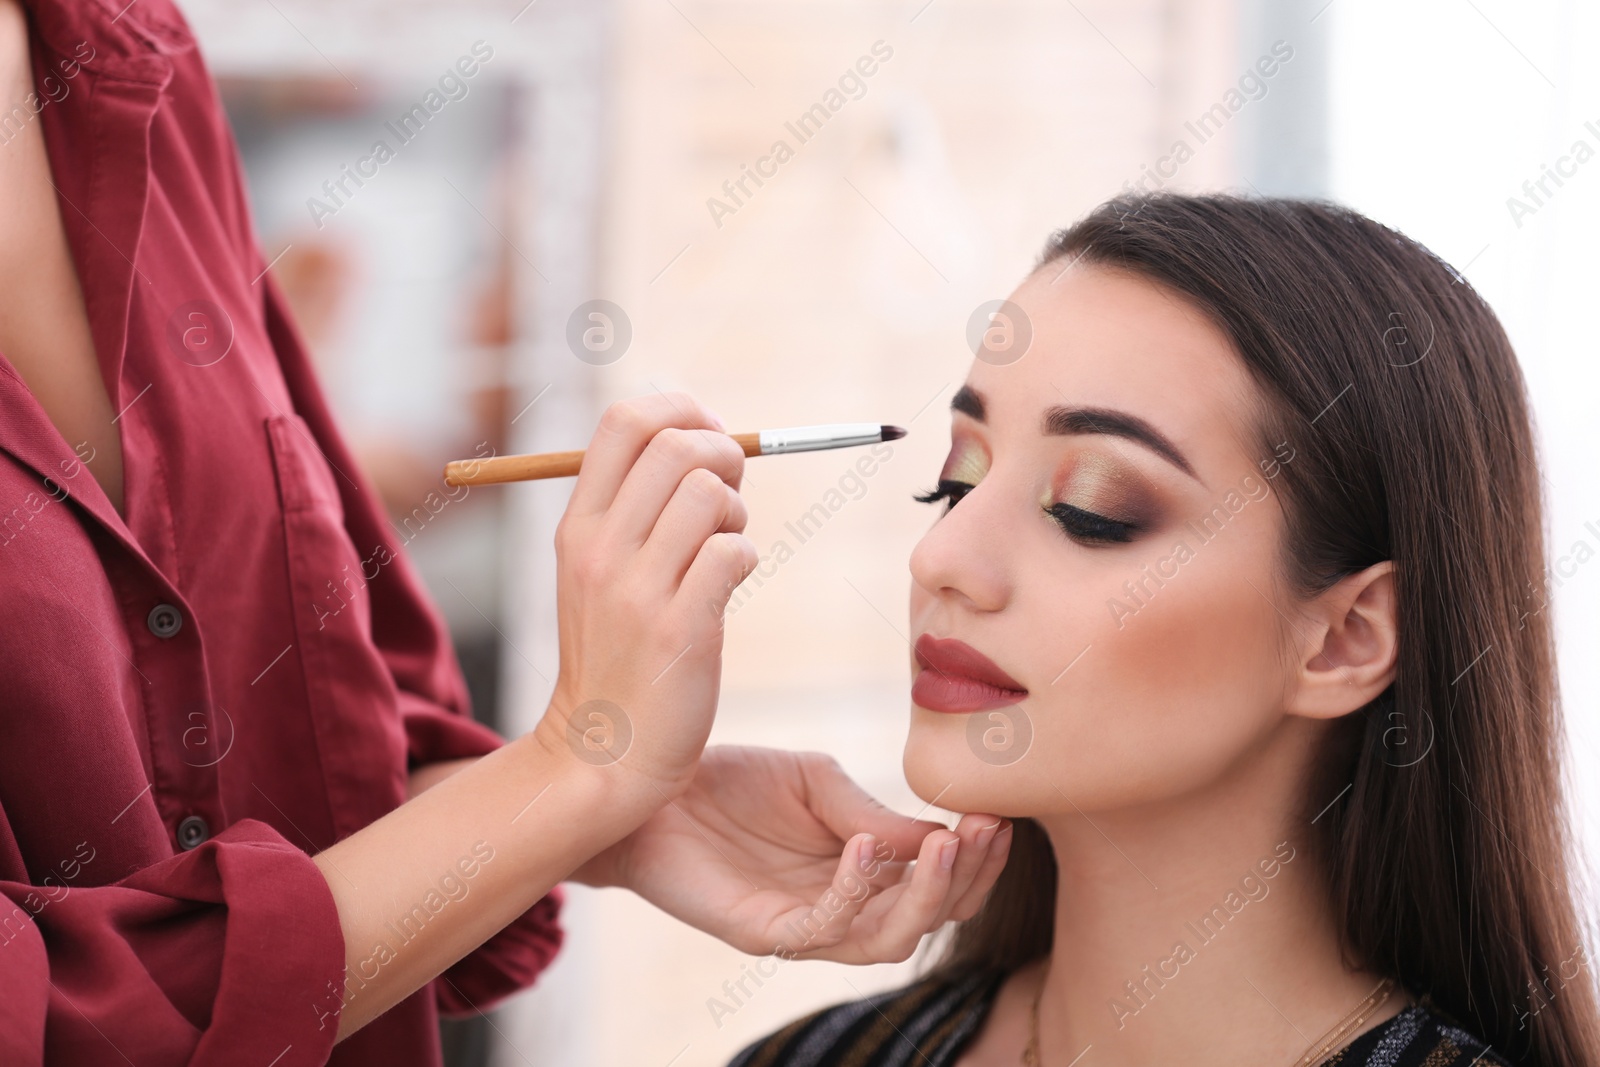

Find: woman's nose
[908,483,1012,615]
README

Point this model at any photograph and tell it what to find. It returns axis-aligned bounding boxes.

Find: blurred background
[174,0,1600,1062]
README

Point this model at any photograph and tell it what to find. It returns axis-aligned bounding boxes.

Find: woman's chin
[902,724,1038,816]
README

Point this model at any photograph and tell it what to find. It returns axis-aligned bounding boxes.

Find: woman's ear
[1285,561,1397,720]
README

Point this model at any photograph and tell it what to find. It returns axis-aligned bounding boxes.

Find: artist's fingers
[923,814,993,924]
[639,467,749,587]
[676,530,759,623]
[932,816,1011,926]
[566,393,727,518]
[769,833,879,956]
[850,828,961,964]
[946,819,1013,922]
[790,753,948,881]
[609,428,746,550]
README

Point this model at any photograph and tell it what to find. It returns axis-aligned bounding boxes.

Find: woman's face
[905,261,1301,816]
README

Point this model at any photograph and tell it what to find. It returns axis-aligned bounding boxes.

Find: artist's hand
[531,393,756,809]
[572,746,1014,963]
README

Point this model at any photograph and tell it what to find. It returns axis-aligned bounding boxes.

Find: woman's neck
[1026,731,1407,1065]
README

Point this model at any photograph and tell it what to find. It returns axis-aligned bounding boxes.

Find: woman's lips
[912,634,1028,714]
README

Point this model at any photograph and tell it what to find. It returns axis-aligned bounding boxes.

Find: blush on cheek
[1074,544,1289,801]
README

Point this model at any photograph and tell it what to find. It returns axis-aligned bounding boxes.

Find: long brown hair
[928,193,1600,1066]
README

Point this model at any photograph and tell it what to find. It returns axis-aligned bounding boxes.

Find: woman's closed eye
[912,481,1139,546]
[1044,501,1138,544]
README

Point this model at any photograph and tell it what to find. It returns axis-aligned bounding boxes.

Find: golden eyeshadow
[1046,452,1152,525]
[941,439,989,485]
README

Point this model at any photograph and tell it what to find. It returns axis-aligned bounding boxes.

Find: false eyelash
[913,480,972,511]
[1045,502,1137,544]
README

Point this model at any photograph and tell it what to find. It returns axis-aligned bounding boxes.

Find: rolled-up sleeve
[0,821,345,1067]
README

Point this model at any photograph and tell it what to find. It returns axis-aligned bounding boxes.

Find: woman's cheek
[1044,535,1287,806]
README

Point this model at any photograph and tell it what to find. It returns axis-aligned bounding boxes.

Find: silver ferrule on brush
[757,423,886,455]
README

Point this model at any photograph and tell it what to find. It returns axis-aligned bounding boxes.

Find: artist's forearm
[406,756,480,800]
[313,729,653,1040]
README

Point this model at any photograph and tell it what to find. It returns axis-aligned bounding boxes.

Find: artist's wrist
[566,834,630,888]
[525,708,666,836]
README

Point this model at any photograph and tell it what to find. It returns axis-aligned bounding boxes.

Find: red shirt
[0,1,562,1063]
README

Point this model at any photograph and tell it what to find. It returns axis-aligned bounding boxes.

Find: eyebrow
[950,384,1198,479]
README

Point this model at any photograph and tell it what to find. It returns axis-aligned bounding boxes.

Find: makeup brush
[443,423,908,486]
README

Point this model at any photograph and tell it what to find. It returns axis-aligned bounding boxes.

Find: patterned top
[728,970,1513,1067]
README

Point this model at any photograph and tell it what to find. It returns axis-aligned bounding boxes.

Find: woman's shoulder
[726,968,1006,1067]
[1331,999,1513,1066]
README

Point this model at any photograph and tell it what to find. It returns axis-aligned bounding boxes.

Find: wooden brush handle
[443,432,763,486]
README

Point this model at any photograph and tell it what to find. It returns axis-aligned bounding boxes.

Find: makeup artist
[0,0,1011,1064]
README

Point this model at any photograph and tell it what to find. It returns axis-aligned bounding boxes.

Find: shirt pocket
[264,414,407,837]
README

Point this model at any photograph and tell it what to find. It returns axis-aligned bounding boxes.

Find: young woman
[730,194,1600,1066]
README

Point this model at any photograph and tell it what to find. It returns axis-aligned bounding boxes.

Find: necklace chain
[1021,972,1396,1066]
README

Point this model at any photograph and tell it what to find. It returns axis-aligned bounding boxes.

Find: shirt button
[176,815,210,850]
[147,603,183,639]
